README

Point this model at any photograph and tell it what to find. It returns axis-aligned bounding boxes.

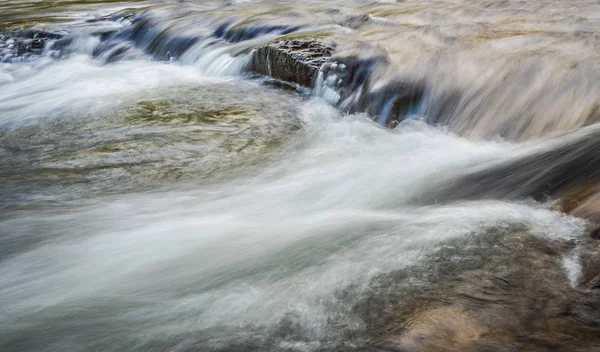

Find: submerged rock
[559,182,600,227]
[218,24,306,43]
[252,39,334,87]
[419,124,600,205]
[363,228,600,352]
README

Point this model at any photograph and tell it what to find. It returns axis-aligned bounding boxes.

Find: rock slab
[252,39,333,88]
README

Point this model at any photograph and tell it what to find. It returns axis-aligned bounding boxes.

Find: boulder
[252,39,334,87]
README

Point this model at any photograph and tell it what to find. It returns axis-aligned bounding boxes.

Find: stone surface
[252,39,334,87]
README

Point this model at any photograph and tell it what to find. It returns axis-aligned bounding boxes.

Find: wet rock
[579,244,600,291]
[361,228,600,352]
[0,30,65,62]
[253,43,425,126]
[30,38,44,50]
[555,183,600,292]
[424,129,600,315]
[559,182,600,226]
[252,39,334,87]
[19,30,63,40]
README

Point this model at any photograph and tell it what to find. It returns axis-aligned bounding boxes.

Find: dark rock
[18,29,64,40]
[591,227,600,240]
[30,39,44,50]
[252,39,334,88]
[0,30,65,62]
[252,42,425,127]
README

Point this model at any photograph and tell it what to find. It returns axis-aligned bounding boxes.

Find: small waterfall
[314,55,425,127]
[314,50,600,141]
[1,11,309,78]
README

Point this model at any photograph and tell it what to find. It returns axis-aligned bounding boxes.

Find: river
[2,1,600,351]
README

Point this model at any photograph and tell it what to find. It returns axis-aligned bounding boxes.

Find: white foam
[0,55,226,126]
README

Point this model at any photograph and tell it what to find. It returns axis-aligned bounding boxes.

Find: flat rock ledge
[252,39,334,88]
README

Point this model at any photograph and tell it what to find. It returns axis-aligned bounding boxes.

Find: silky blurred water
[1,1,598,351]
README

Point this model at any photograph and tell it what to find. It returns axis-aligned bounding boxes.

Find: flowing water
[2,1,600,351]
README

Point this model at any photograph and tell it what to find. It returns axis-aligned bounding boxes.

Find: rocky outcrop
[252,39,334,88]
[251,40,425,127]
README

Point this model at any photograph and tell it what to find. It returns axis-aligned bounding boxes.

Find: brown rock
[252,39,334,87]
[366,230,600,352]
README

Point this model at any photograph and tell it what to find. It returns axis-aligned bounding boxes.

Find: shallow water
[1,1,600,351]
